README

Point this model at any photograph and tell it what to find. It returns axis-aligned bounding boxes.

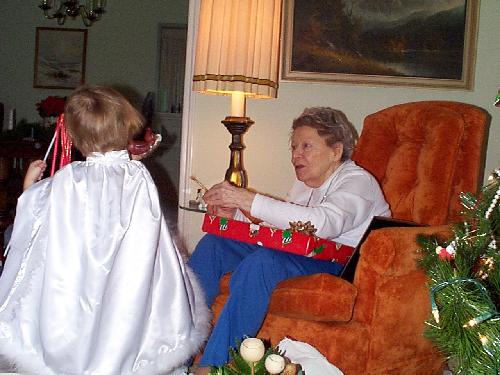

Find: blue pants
[188,234,343,367]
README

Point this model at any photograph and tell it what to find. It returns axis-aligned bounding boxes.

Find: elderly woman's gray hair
[292,107,358,161]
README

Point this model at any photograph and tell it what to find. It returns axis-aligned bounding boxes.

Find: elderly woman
[189,107,390,373]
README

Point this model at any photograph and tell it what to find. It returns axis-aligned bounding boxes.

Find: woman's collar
[313,159,351,190]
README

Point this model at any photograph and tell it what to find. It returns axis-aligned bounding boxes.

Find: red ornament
[437,247,454,261]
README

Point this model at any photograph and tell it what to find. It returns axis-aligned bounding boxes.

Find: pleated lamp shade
[193,0,282,102]
[193,0,282,187]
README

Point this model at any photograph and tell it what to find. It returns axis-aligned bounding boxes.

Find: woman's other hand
[203,181,256,213]
[206,205,236,219]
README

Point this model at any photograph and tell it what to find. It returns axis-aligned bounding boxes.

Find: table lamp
[193,0,282,187]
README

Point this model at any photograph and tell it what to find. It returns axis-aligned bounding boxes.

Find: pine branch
[418,170,500,374]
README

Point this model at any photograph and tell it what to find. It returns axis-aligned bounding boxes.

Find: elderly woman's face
[291,126,343,188]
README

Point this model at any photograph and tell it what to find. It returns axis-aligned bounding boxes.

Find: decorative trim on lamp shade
[193,0,282,99]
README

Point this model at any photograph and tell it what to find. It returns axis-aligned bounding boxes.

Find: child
[0,85,210,375]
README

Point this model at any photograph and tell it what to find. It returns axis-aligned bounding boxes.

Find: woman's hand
[203,181,256,213]
[23,160,47,191]
[206,205,237,219]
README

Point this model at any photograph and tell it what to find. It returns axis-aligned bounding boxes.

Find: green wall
[0,0,188,123]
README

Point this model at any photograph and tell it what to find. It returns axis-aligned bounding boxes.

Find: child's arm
[23,160,47,191]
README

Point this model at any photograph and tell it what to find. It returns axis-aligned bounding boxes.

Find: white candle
[240,338,265,363]
[265,354,286,374]
[230,91,246,117]
[7,109,15,130]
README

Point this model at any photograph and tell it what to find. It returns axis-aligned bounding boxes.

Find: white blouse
[241,160,390,247]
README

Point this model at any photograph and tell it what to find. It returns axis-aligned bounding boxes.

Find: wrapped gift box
[201,214,354,265]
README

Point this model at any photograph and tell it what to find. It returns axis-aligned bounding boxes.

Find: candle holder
[222,116,254,188]
[240,337,265,375]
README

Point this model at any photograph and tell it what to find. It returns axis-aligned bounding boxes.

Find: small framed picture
[33,27,88,89]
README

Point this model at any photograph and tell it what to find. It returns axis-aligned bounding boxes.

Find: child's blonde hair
[64,85,144,155]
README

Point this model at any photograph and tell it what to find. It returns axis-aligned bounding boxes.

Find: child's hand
[23,160,47,191]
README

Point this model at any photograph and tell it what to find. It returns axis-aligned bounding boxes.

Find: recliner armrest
[268,273,357,322]
[359,224,451,277]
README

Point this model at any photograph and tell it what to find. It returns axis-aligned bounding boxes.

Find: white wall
[180,0,500,251]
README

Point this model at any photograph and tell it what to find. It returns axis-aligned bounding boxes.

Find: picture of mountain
[290,0,470,80]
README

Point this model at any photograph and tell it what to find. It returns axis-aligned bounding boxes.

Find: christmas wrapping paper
[202,214,354,265]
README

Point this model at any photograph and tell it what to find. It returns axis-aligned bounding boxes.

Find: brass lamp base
[222,116,254,188]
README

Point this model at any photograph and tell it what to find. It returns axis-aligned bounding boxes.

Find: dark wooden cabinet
[0,140,48,257]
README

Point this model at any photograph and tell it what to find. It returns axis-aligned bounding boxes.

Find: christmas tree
[418,169,500,374]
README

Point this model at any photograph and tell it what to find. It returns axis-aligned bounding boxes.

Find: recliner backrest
[352,101,488,225]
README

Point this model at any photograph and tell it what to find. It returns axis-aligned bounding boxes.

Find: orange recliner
[211,101,489,374]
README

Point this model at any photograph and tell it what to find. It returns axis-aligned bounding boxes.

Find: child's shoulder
[17,176,52,214]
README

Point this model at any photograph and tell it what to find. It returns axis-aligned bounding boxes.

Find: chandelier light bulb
[38,0,106,27]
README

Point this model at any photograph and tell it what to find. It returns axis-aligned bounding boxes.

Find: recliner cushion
[268,273,357,322]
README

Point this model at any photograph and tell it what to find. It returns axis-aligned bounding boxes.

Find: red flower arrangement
[36,96,66,118]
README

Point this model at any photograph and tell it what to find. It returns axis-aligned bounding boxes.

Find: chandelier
[39,0,106,27]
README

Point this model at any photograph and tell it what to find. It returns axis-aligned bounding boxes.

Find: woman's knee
[229,249,291,293]
[196,234,219,250]
[235,248,281,273]
[191,234,223,258]
[189,235,218,268]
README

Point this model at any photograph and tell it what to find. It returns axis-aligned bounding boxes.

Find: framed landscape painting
[282,0,479,89]
[34,27,88,89]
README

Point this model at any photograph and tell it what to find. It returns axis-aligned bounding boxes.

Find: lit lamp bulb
[265,354,286,374]
[230,91,246,117]
[240,338,265,363]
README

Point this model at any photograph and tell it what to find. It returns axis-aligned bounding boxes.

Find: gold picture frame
[281,0,479,90]
[34,27,88,89]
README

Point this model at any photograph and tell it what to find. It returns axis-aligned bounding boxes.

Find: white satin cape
[0,150,210,375]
